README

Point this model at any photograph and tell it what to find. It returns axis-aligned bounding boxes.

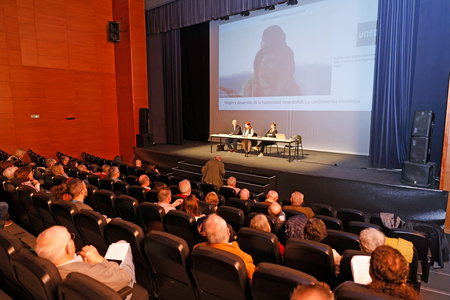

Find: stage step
[172,161,276,194]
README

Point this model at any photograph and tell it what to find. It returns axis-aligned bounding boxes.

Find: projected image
[241,25,301,97]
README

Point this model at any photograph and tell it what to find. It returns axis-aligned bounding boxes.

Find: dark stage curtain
[146,0,282,34]
[369,0,420,169]
[162,29,184,145]
[181,22,210,141]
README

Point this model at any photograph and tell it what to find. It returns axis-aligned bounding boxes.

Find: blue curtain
[369,0,420,169]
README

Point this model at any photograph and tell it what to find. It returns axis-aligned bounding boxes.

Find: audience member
[3,166,18,180]
[146,164,160,175]
[60,155,69,166]
[367,245,421,300]
[35,226,134,291]
[152,182,167,192]
[0,161,13,174]
[268,202,286,230]
[0,202,12,229]
[359,228,413,263]
[66,179,93,211]
[14,166,40,192]
[283,191,315,218]
[262,190,278,205]
[177,179,191,198]
[139,175,151,191]
[44,158,56,172]
[290,284,334,300]
[134,159,142,168]
[195,214,255,280]
[96,164,110,179]
[109,166,121,182]
[52,163,68,178]
[77,164,89,173]
[285,213,309,239]
[50,183,71,202]
[7,148,27,164]
[223,176,240,194]
[205,192,220,212]
[239,188,256,206]
[201,155,225,188]
[250,213,284,256]
[180,195,205,221]
[113,155,122,164]
[304,218,341,275]
[157,187,183,214]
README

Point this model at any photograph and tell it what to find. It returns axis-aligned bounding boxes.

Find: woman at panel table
[253,123,277,157]
[241,122,255,152]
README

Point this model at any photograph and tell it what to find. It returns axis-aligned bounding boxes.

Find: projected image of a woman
[241,25,301,97]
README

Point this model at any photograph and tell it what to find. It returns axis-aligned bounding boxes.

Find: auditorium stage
[134,141,448,223]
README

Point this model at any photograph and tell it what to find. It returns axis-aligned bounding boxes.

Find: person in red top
[177,179,191,198]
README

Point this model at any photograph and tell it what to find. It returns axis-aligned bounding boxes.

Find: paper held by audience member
[351,255,372,285]
[105,242,131,267]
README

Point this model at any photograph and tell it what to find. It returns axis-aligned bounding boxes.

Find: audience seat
[347,221,382,235]
[99,178,115,191]
[250,202,269,215]
[106,219,154,295]
[169,176,184,187]
[87,174,101,189]
[11,249,62,300]
[369,213,390,235]
[125,175,139,187]
[138,202,166,233]
[32,192,57,229]
[283,208,307,220]
[145,190,158,203]
[165,210,201,251]
[0,230,30,299]
[321,229,360,255]
[251,263,319,300]
[43,172,55,189]
[146,172,158,183]
[68,169,79,178]
[119,164,129,176]
[157,174,171,185]
[191,189,204,201]
[389,228,431,282]
[142,231,197,300]
[315,215,344,231]
[113,180,130,196]
[114,195,141,227]
[128,185,148,204]
[4,181,32,231]
[169,185,181,196]
[336,208,365,231]
[216,205,245,233]
[219,186,237,201]
[95,190,118,218]
[52,175,67,187]
[51,201,84,251]
[285,238,336,288]
[17,186,45,235]
[198,201,215,215]
[190,245,252,300]
[74,209,109,256]
[199,183,218,196]
[310,203,333,216]
[77,171,90,180]
[237,227,281,265]
[227,198,251,216]
[58,272,122,300]
[189,180,201,191]
[85,184,99,211]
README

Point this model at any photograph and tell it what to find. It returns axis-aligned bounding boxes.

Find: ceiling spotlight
[265,5,275,11]
[240,11,250,17]
[287,0,298,5]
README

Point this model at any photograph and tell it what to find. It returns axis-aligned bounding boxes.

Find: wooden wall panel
[0,0,122,161]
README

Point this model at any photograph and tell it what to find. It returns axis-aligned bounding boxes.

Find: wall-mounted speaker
[108,21,120,42]
[402,161,435,187]
[409,137,431,164]
[136,134,153,148]
[411,110,434,137]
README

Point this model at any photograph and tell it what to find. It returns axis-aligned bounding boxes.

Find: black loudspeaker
[411,110,434,137]
[402,161,435,187]
[108,21,120,42]
[139,108,149,134]
[409,137,431,164]
[136,134,153,148]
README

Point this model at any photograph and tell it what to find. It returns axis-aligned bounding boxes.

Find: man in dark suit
[225,120,242,152]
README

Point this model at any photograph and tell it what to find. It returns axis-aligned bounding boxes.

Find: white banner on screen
[210,0,379,155]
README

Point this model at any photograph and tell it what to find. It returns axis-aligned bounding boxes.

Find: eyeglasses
[66,232,75,246]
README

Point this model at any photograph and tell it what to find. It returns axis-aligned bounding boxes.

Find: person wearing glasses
[35,225,135,292]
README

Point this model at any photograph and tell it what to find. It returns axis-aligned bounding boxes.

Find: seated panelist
[225,120,242,152]
[254,122,278,157]
[241,122,254,152]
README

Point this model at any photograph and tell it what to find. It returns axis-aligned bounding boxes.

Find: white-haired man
[195,214,255,280]
[282,191,315,219]
[35,226,134,291]
[109,166,121,182]
[262,190,278,205]
[139,175,151,191]
[224,176,240,194]
[177,179,191,198]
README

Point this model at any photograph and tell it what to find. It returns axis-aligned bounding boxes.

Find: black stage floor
[135,141,448,223]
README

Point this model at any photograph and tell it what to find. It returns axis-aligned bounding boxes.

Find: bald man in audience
[290,284,334,300]
[262,190,278,205]
[195,214,256,280]
[201,155,225,188]
[177,179,191,198]
[268,202,286,229]
[67,179,93,211]
[157,187,183,214]
[283,191,315,218]
[139,175,151,191]
[223,176,240,194]
[35,226,134,292]
[239,188,256,206]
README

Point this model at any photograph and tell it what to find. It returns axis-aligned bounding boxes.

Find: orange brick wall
[0,0,147,162]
